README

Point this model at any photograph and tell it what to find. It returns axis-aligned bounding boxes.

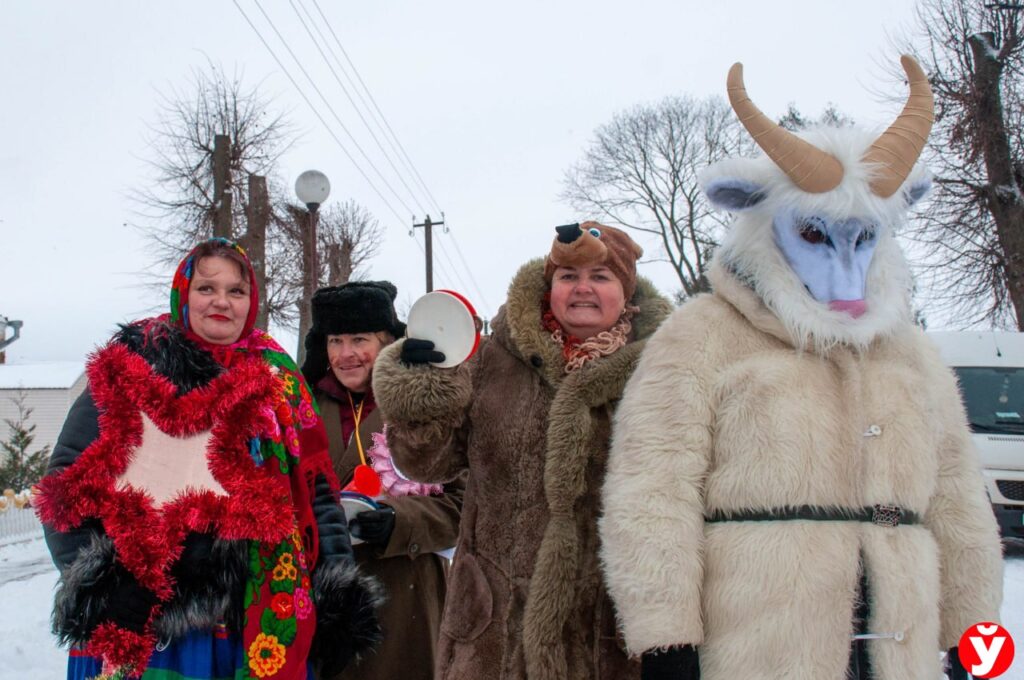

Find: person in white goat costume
[599,56,1004,680]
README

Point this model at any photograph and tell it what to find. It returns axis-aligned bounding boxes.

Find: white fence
[0,507,43,546]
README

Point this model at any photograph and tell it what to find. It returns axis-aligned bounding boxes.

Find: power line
[301,4,493,312]
[408,223,458,290]
[294,0,437,214]
[309,0,445,215]
[244,0,493,312]
[444,220,494,312]
[288,0,431,216]
[434,233,474,295]
[250,0,418,219]
[233,0,411,228]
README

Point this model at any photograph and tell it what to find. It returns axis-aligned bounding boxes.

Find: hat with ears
[544,221,643,301]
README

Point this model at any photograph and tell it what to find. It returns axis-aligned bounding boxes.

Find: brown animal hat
[544,221,644,301]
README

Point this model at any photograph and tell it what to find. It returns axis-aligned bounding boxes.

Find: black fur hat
[301,281,406,386]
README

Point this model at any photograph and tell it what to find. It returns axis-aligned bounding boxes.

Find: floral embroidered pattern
[270,592,294,619]
[243,527,312,678]
[248,633,287,678]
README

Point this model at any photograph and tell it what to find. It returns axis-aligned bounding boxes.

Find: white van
[929,331,1024,540]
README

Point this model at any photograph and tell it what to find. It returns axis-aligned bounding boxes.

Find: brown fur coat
[373,259,672,679]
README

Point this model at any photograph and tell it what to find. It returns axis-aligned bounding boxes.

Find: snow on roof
[927,331,1024,368]
[0,362,85,389]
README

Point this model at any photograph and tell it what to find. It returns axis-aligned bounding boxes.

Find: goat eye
[798,221,827,245]
[588,227,601,238]
[856,229,876,246]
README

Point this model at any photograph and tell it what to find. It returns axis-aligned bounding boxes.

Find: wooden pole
[213,134,232,238]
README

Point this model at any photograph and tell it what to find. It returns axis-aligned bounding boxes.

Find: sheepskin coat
[600,261,1004,680]
[373,259,672,680]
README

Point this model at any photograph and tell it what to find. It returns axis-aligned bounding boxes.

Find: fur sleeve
[42,388,104,571]
[371,340,472,483]
[599,301,719,655]
[919,340,1004,649]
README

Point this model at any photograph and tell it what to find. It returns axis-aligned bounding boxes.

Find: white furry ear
[703,178,767,212]
[700,157,771,212]
[704,179,770,210]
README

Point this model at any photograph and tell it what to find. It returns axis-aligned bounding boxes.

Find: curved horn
[862,55,934,198]
[727,62,844,193]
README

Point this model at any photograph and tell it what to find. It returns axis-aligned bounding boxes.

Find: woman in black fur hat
[301,281,465,680]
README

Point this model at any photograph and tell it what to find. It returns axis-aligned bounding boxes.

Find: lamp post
[295,170,331,364]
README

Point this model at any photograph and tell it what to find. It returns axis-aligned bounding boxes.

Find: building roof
[928,331,1024,368]
[0,362,86,389]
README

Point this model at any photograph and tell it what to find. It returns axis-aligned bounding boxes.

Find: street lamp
[295,170,330,364]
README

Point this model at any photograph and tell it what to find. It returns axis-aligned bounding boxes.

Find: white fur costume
[599,61,1003,680]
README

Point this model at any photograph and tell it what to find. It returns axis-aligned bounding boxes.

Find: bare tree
[562,96,750,301]
[132,63,295,325]
[778,103,854,131]
[895,0,1024,329]
[278,200,385,356]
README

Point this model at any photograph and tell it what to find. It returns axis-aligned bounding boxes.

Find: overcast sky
[0,0,924,363]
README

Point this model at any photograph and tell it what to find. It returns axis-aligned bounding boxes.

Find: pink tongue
[829,299,867,318]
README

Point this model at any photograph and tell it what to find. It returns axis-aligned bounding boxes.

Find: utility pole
[239,174,269,328]
[412,213,444,293]
[213,134,232,238]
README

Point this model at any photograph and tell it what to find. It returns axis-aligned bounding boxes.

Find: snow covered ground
[1,536,1023,679]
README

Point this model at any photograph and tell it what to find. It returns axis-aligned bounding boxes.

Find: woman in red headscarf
[35,238,382,680]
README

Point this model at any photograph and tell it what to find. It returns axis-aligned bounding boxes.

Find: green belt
[705,504,920,527]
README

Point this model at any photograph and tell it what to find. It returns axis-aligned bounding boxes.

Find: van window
[953,367,1024,434]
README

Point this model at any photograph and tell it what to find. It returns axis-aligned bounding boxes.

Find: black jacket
[42,322,382,674]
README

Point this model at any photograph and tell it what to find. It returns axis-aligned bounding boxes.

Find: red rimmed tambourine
[406,289,481,368]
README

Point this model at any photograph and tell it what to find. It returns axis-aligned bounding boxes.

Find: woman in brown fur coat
[372,223,672,680]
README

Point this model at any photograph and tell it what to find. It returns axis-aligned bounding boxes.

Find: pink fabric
[368,426,443,497]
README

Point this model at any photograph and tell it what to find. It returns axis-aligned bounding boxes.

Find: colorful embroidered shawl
[36,239,336,680]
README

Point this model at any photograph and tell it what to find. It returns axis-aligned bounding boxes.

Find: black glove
[947,647,971,680]
[641,645,699,680]
[106,572,158,634]
[350,506,396,547]
[400,338,446,365]
[312,473,355,566]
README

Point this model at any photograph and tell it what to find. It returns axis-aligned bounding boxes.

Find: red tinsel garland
[34,342,297,670]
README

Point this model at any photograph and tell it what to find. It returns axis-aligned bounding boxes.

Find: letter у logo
[957,622,1015,678]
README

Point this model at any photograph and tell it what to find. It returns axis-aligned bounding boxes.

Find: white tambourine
[338,491,380,545]
[406,289,481,368]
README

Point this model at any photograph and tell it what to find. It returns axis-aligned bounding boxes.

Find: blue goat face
[772,213,878,317]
